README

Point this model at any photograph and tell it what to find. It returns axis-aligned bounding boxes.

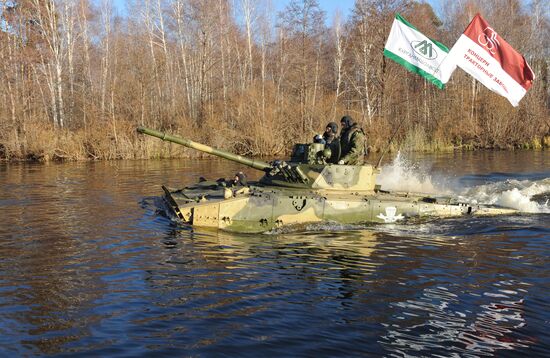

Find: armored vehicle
[137,127,516,233]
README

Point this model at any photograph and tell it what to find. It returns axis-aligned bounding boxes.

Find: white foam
[376,153,550,214]
[376,152,449,194]
[462,179,550,213]
[497,188,541,212]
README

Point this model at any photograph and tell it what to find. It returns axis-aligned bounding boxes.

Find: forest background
[0,0,548,162]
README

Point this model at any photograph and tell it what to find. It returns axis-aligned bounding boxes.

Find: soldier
[323,122,340,164]
[232,171,247,186]
[338,115,366,165]
[323,122,339,144]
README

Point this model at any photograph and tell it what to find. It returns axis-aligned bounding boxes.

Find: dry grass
[1,107,548,163]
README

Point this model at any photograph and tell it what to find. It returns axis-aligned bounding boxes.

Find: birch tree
[278,0,326,139]
[31,0,66,128]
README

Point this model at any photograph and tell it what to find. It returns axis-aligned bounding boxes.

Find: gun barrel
[137,126,272,171]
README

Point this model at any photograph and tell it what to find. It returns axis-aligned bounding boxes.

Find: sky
[272,0,444,23]
[299,0,443,25]
[292,0,357,22]
[112,0,443,26]
[111,0,358,20]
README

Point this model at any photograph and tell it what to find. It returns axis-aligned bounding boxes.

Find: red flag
[440,14,535,106]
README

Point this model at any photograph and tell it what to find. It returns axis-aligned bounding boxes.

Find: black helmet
[340,115,354,128]
[326,122,338,134]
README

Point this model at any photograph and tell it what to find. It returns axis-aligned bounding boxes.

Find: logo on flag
[412,40,438,60]
[439,13,535,106]
[383,14,451,89]
[477,26,500,54]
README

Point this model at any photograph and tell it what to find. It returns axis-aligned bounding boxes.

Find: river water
[1,151,549,356]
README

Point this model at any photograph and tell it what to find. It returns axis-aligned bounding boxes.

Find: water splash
[377,153,550,214]
[377,152,453,195]
[458,179,550,213]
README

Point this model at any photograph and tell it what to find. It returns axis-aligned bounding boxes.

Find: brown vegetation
[0,0,548,162]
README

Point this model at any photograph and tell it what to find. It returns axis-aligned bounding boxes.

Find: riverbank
[1,121,549,163]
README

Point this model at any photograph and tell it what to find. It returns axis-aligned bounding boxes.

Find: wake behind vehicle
[137,127,516,233]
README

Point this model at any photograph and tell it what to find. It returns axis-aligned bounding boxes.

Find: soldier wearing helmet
[323,122,338,144]
[338,115,366,165]
[322,121,341,164]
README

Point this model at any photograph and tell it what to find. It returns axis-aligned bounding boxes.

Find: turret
[137,126,378,192]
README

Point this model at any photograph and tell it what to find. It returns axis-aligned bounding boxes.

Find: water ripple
[0,158,549,356]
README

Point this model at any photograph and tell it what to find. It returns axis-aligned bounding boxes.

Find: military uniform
[339,123,366,165]
[322,122,340,164]
[322,132,335,143]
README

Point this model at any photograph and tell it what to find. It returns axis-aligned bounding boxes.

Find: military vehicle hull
[163,182,517,233]
[136,126,517,233]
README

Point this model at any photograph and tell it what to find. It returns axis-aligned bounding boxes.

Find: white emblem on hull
[376,206,404,223]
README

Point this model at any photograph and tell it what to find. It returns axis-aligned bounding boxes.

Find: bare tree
[278,0,326,139]
[31,0,66,128]
[332,10,345,118]
[0,0,548,161]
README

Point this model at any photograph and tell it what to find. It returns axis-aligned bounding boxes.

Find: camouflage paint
[138,127,517,233]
